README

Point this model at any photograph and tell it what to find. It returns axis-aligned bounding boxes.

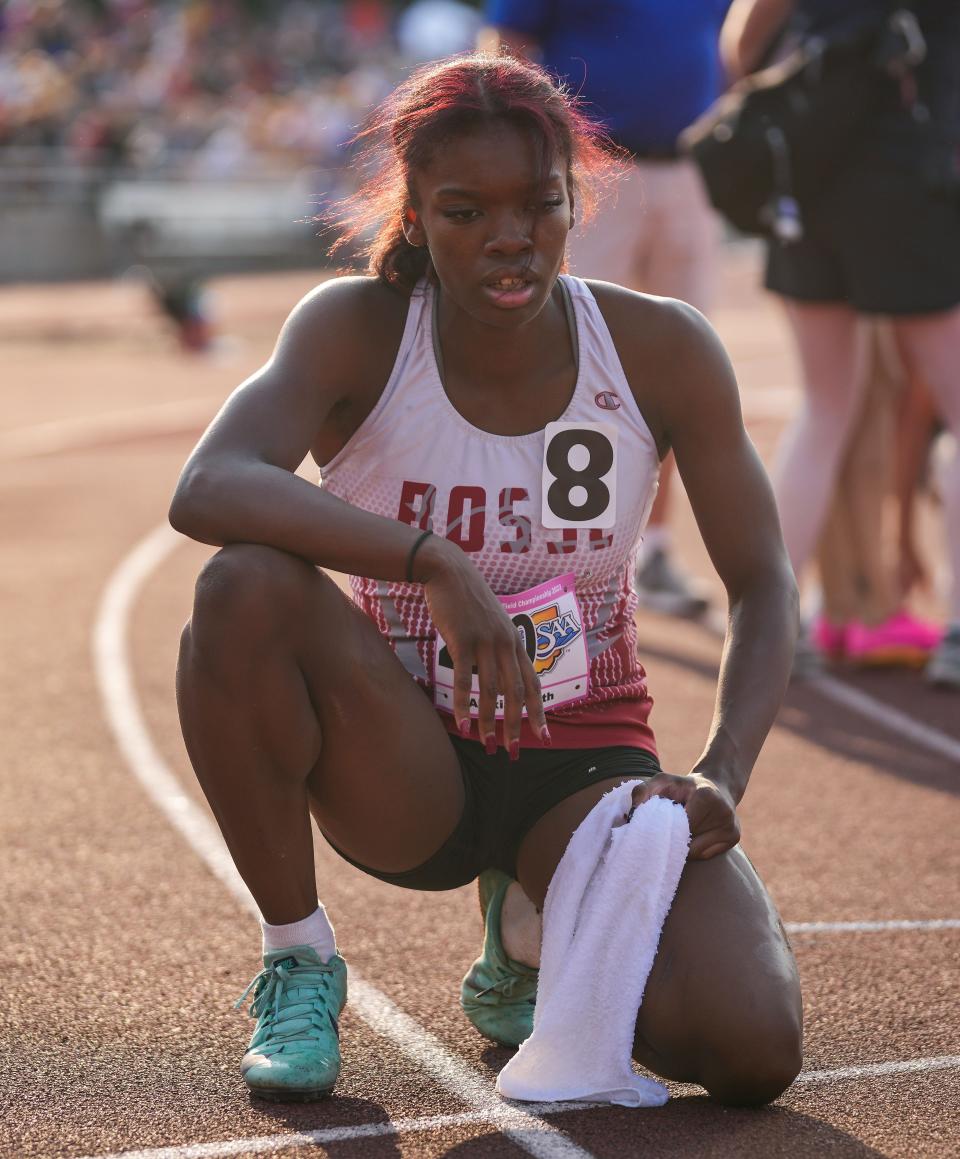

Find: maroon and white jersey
[319,276,661,751]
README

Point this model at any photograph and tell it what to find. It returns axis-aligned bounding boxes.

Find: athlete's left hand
[629,772,740,860]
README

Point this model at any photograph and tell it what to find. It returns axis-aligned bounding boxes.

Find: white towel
[496,783,690,1108]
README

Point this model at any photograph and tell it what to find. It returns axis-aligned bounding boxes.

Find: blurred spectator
[147,266,215,353]
[481,0,731,621]
[0,0,420,177]
[723,0,960,688]
[811,323,942,668]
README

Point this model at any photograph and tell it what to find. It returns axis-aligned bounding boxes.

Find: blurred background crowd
[0,0,481,177]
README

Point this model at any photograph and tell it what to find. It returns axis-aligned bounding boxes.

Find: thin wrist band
[405,529,434,583]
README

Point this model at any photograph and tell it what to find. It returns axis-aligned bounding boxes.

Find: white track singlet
[319,275,661,751]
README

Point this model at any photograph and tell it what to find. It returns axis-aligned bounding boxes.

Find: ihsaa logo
[516,603,583,675]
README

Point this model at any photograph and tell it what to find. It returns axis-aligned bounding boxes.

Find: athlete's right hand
[417,538,549,756]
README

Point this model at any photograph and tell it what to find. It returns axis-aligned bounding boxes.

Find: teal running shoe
[460,869,538,1048]
[235,945,347,1101]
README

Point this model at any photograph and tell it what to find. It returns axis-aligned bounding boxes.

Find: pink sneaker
[811,616,847,660]
[845,610,943,668]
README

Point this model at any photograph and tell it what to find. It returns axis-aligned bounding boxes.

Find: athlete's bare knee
[191,544,313,644]
[177,619,194,667]
[700,1015,802,1106]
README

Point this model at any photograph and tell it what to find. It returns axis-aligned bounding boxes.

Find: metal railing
[0,146,350,277]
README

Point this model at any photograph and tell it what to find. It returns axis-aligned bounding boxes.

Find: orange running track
[2,246,958,1159]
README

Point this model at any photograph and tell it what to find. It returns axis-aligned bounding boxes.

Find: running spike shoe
[810,615,848,660]
[846,610,942,668]
[460,869,538,1048]
[235,945,347,1101]
[925,625,960,689]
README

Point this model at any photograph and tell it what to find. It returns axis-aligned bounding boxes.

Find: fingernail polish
[459,718,472,738]
[540,726,552,746]
[509,739,520,761]
[484,734,497,756]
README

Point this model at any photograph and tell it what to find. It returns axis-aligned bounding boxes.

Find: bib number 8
[541,421,617,529]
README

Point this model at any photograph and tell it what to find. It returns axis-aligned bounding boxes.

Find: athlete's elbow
[169,462,225,542]
[771,564,801,636]
[728,561,798,616]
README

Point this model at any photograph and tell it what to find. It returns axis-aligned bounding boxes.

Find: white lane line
[93,525,248,906]
[795,1056,960,1085]
[71,1108,586,1159]
[72,1106,598,1159]
[92,523,594,1159]
[74,1055,960,1159]
[0,397,215,460]
[787,919,960,934]
[811,673,960,766]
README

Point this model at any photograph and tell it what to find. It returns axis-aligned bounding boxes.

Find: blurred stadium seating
[0,0,480,280]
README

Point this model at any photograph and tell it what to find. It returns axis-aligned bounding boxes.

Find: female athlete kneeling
[170,52,803,1107]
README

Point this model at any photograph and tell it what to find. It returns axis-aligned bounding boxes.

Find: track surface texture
[3,246,958,1159]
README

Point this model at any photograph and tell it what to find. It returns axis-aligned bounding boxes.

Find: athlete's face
[404,120,574,326]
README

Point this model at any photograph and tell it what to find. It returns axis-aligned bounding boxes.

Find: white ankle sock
[261,904,337,963]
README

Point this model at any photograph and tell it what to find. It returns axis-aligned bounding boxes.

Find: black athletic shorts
[324,737,661,891]
[765,161,960,314]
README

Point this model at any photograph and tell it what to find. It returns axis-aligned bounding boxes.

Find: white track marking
[0,397,214,460]
[93,525,248,903]
[92,523,594,1159]
[787,919,960,934]
[795,1056,960,1085]
[72,1109,592,1159]
[811,673,960,766]
[73,1056,960,1159]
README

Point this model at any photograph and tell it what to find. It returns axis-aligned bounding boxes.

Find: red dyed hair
[330,52,622,291]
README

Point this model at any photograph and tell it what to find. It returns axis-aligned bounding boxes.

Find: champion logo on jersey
[594,390,621,411]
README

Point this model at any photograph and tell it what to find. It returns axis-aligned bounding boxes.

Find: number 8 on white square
[541,421,618,530]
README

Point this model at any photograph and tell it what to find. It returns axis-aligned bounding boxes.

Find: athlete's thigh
[298,571,464,874]
[514,774,645,906]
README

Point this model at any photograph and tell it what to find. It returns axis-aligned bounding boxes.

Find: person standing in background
[480,0,732,620]
[722,0,960,689]
[811,324,942,668]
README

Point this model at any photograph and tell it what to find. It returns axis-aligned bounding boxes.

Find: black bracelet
[405,529,434,583]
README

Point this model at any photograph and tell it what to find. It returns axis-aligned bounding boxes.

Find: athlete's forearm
[169,456,461,583]
[691,568,799,803]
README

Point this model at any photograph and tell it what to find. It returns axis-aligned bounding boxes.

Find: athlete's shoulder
[582,279,737,444]
[585,279,731,383]
[583,279,715,357]
[285,274,410,342]
[272,274,412,391]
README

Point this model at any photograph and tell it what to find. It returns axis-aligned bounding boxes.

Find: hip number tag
[433,573,590,718]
